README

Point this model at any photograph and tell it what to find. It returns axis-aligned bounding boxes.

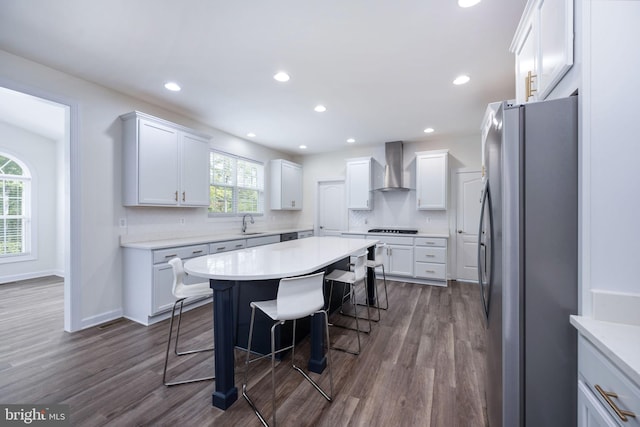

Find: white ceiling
[0,87,67,141]
[0,0,525,154]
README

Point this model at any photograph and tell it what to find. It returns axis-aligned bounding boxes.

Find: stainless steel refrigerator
[478,95,578,427]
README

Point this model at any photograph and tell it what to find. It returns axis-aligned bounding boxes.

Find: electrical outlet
[179,218,185,225]
[364,218,368,224]
[119,218,127,228]
[425,217,431,223]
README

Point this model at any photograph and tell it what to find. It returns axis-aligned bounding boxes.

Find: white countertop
[570,315,640,387]
[120,227,313,250]
[184,236,377,281]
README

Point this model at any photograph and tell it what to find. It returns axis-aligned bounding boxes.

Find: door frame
[451,167,481,282]
[1,77,82,332]
[315,178,346,236]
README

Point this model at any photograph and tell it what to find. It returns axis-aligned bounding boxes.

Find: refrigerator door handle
[477,180,493,321]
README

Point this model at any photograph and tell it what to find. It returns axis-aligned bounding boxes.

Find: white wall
[0,49,299,328]
[0,122,60,281]
[300,135,481,231]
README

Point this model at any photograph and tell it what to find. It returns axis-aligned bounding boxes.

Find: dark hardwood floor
[0,277,487,426]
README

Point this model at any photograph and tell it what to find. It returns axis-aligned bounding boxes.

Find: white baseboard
[0,270,63,284]
[81,308,124,330]
[592,289,640,326]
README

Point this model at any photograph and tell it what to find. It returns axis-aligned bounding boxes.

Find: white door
[455,171,483,282]
[317,180,346,236]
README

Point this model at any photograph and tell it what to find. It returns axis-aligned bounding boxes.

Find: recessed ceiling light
[299,145,307,149]
[458,0,481,7]
[247,132,256,138]
[453,75,471,85]
[424,128,435,134]
[164,82,181,92]
[314,105,327,113]
[347,138,356,143]
[273,72,290,82]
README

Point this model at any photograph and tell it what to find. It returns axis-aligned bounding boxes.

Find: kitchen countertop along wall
[120,226,313,250]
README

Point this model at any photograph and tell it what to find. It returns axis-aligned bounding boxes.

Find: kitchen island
[184,236,377,410]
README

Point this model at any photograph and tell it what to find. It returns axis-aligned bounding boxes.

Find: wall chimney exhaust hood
[377,141,410,191]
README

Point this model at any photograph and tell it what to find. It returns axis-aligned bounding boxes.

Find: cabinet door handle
[175,191,178,202]
[164,254,178,258]
[595,384,637,421]
[426,270,435,273]
[182,191,186,202]
[525,70,538,101]
[234,244,243,248]
[192,250,203,254]
[425,254,435,258]
[418,198,421,207]
[216,246,226,251]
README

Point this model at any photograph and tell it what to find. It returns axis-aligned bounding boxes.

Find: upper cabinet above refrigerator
[511,0,574,103]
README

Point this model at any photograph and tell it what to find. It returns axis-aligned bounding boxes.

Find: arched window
[0,153,31,257]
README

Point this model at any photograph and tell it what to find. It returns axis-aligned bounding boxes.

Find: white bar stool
[242,271,333,427]
[325,252,374,355]
[162,257,215,386]
[365,243,389,310]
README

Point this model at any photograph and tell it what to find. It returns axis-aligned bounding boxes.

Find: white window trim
[0,154,35,263]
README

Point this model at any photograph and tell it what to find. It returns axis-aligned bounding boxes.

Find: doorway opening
[0,85,77,331]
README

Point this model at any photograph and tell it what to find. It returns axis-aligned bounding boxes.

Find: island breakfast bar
[184,236,378,410]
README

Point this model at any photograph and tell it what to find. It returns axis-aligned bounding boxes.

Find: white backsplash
[120,206,305,242]
[348,190,449,233]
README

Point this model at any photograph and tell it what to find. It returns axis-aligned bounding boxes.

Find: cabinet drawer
[368,235,414,246]
[297,230,314,239]
[415,247,446,264]
[415,237,446,247]
[153,244,208,264]
[246,234,280,247]
[209,239,246,254]
[414,262,446,280]
[579,336,640,425]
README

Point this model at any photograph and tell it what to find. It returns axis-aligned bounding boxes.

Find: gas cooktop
[367,228,419,234]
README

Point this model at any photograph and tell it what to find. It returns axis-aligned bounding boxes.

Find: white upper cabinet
[416,150,448,210]
[511,0,574,103]
[346,157,372,210]
[121,111,210,207]
[270,159,302,210]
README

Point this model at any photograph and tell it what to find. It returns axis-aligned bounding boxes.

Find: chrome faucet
[242,213,255,233]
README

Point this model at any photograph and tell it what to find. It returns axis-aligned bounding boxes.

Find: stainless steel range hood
[378,141,410,191]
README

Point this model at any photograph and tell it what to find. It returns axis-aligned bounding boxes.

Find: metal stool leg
[243,308,333,426]
[326,280,367,355]
[163,299,215,386]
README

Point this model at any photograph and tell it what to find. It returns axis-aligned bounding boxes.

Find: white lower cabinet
[577,335,640,427]
[123,243,209,325]
[578,381,618,427]
[123,233,294,325]
[414,237,447,284]
[386,244,413,276]
[365,235,414,278]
